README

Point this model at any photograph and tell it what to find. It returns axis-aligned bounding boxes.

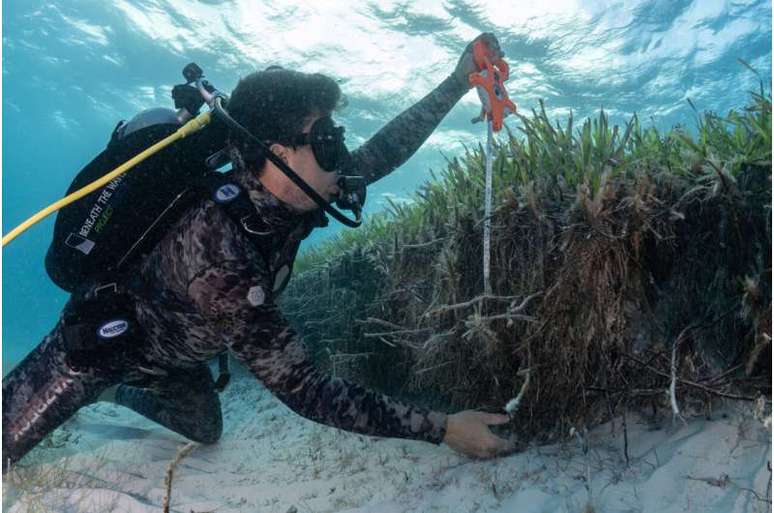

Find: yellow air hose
[2,111,212,247]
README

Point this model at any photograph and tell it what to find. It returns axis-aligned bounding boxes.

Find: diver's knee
[199,432,221,444]
[194,429,221,445]
[191,415,222,444]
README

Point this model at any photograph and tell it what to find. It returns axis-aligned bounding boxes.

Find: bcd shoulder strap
[196,171,275,269]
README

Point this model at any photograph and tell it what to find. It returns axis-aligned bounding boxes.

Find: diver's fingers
[478,32,505,58]
[482,412,510,425]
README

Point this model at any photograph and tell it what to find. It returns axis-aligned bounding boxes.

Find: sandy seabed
[3,375,771,513]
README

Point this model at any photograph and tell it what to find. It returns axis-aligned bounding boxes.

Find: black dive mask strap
[212,97,363,228]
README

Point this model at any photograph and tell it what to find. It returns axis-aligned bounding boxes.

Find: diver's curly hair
[226,66,343,172]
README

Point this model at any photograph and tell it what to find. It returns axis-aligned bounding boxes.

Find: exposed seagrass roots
[162,442,198,513]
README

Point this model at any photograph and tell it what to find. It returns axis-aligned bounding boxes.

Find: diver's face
[265,115,340,212]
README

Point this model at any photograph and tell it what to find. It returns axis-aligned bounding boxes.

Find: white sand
[3,374,771,513]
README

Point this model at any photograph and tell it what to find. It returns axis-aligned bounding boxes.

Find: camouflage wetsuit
[2,73,469,469]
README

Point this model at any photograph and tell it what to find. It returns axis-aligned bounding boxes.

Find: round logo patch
[214,183,241,203]
[247,285,265,307]
[97,319,129,339]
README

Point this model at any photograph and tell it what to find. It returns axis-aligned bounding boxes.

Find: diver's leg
[2,320,119,470]
[113,363,223,444]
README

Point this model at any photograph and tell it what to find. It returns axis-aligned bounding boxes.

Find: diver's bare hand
[442,410,514,459]
[453,32,505,88]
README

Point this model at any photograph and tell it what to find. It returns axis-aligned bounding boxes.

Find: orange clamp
[468,40,517,132]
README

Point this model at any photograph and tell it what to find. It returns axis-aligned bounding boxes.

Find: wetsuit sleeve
[345,73,470,186]
[186,261,448,444]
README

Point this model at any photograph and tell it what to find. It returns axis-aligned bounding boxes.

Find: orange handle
[468,40,517,132]
[472,40,509,80]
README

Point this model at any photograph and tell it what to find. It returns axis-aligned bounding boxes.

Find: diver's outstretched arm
[346,33,504,187]
[345,73,469,186]
[187,260,448,444]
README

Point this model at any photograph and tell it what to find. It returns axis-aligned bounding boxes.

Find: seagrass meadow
[280,78,772,444]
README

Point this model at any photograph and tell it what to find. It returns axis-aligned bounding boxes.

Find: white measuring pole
[483,119,494,296]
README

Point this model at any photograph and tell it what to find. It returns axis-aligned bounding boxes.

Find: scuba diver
[2,32,514,471]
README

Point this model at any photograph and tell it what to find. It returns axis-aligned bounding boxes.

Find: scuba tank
[44,106,225,293]
[45,64,229,292]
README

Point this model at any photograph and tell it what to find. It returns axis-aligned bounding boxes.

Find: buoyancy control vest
[45,108,229,293]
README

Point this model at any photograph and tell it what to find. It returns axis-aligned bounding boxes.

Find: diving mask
[275,116,350,173]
